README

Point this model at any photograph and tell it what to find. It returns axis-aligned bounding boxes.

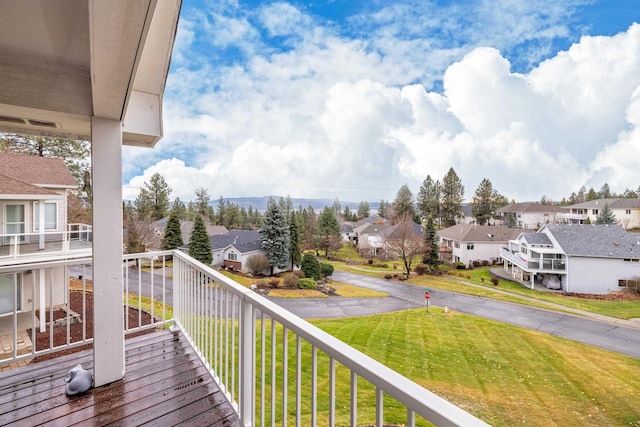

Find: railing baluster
[261,312,266,427]
[311,345,317,427]
[271,319,276,426]
[350,371,357,427]
[329,357,335,427]
[296,335,302,427]
[282,326,288,427]
[376,387,383,427]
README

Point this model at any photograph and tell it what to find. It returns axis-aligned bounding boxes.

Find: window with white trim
[467,243,474,250]
[34,201,58,231]
[228,251,237,261]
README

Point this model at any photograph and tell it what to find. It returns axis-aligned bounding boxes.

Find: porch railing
[500,247,566,271]
[0,250,488,426]
[0,224,92,262]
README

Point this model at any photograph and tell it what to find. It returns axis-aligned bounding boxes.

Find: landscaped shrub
[368,259,374,265]
[491,277,499,286]
[301,253,321,280]
[320,262,334,277]
[293,269,305,278]
[481,260,489,266]
[283,273,299,289]
[472,260,481,268]
[466,274,471,279]
[298,278,317,290]
[245,254,270,275]
[414,264,429,275]
[374,263,388,268]
[384,274,393,280]
[455,262,466,270]
[269,278,280,288]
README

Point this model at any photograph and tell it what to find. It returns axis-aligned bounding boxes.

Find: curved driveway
[269,270,640,359]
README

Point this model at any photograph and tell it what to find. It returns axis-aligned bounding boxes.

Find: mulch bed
[560,290,640,301]
[28,291,155,363]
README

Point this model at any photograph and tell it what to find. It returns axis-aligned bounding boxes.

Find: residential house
[495,202,568,229]
[437,224,522,267]
[0,153,90,327]
[351,215,391,255]
[559,198,640,229]
[381,220,424,259]
[501,224,640,294]
[208,230,268,272]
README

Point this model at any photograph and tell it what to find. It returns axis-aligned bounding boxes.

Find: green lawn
[255,308,640,426]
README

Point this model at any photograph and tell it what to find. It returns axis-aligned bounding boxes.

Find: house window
[0,273,21,315]
[228,251,237,261]
[626,209,631,215]
[619,279,639,288]
[467,243,474,250]
[592,209,598,215]
[454,242,460,249]
[3,203,26,244]
[34,202,58,231]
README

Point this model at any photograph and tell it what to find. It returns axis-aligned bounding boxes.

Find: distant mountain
[221,196,378,213]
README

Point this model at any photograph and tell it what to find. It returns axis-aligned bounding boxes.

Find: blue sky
[123,0,640,204]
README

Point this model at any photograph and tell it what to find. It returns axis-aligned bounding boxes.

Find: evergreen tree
[392,184,416,222]
[194,188,210,218]
[586,188,598,201]
[441,167,464,227]
[134,188,154,220]
[126,211,145,254]
[600,183,612,199]
[357,201,370,219]
[471,178,495,225]
[506,212,517,227]
[143,173,172,221]
[289,212,302,270]
[317,206,341,256]
[301,253,321,280]
[576,186,587,203]
[189,215,212,264]
[378,199,389,217]
[162,210,183,250]
[171,197,187,220]
[259,197,290,275]
[595,203,618,225]
[416,175,441,222]
[422,216,440,271]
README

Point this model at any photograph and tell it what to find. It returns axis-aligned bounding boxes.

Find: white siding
[565,256,640,294]
[20,266,67,311]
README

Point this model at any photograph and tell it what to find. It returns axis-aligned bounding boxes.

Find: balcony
[0,250,487,426]
[500,246,566,272]
[0,224,92,264]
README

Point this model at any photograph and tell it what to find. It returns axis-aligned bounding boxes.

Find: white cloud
[122,2,640,205]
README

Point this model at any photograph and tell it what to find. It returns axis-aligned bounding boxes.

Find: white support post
[91,117,125,387]
[39,268,45,332]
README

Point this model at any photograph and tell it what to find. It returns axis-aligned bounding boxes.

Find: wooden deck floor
[0,330,241,426]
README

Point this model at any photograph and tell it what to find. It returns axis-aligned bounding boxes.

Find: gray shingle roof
[521,232,552,245]
[566,198,640,209]
[209,230,263,253]
[543,224,640,258]
[437,224,522,242]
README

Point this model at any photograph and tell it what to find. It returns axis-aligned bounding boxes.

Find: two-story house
[0,153,90,329]
[437,224,522,266]
[495,202,568,229]
[559,198,640,229]
[500,223,640,294]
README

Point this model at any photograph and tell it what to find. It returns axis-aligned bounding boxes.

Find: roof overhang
[0,0,181,147]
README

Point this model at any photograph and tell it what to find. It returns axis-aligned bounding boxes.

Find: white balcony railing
[0,250,488,426]
[500,247,566,271]
[0,224,92,262]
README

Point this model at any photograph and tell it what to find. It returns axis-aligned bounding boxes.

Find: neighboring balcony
[500,246,566,272]
[0,224,92,264]
[0,250,487,426]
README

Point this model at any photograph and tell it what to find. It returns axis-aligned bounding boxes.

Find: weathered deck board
[0,330,240,427]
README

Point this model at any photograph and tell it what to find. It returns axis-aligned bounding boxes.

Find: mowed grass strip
[254,308,640,426]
